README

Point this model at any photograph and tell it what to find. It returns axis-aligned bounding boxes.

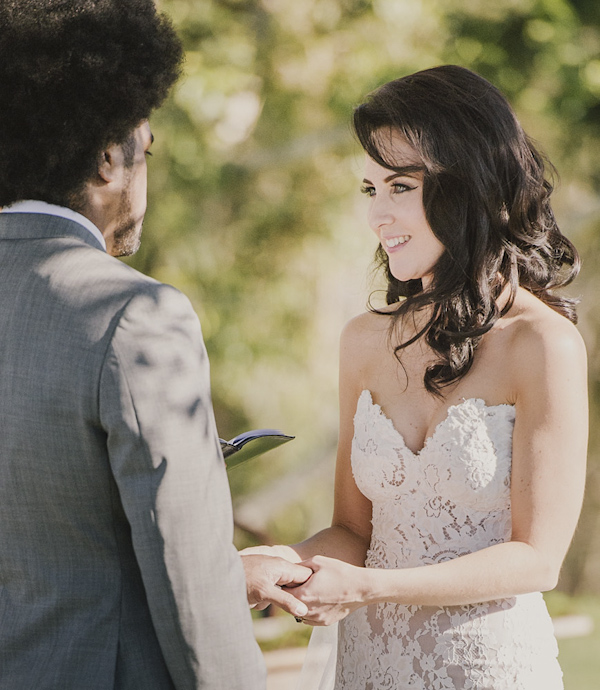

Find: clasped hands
[241,553,365,626]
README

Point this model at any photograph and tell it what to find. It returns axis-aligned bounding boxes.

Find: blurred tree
[138,0,600,591]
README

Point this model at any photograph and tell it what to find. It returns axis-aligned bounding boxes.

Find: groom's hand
[241,554,312,618]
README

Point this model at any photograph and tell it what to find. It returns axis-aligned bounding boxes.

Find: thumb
[269,589,308,618]
[298,556,321,571]
[278,562,313,588]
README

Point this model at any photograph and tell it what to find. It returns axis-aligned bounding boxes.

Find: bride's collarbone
[366,372,509,451]
[362,329,512,437]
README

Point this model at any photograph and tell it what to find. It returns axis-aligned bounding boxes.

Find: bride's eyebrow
[384,166,424,182]
[362,166,424,186]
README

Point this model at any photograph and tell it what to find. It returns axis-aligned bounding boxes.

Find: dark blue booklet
[220,429,295,468]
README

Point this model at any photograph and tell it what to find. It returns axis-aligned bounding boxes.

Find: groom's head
[0,0,183,255]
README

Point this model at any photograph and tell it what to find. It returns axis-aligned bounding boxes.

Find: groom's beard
[112,185,143,257]
[112,216,142,257]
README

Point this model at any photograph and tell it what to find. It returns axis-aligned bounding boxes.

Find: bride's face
[362,133,444,287]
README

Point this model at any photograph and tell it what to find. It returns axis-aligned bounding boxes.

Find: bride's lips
[383,235,411,252]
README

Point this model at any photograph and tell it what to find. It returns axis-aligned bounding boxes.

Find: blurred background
[138,0,600,684]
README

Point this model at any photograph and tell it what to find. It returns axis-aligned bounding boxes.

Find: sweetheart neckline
[359,389,515,457]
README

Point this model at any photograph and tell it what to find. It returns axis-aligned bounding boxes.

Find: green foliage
[136,0,600,588]
[258,627,312,653]
[545,592,600,689]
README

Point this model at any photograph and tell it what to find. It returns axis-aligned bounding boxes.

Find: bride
[243,65,588,689]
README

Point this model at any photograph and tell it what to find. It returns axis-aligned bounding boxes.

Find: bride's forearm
[241,525,370,566]
[239,543,303,562]
[364,540,558,608]
[295,524,370,565]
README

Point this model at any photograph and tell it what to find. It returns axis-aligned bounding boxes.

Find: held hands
[241,554,312,619]
[284,555,368,626]
[241,550,369,625]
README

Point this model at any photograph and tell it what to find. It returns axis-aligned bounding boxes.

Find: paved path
[264,647,306,690]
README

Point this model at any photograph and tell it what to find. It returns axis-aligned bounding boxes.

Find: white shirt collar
[2,200,107,251]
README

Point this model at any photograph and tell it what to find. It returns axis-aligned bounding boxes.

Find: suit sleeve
[98,283,266,690]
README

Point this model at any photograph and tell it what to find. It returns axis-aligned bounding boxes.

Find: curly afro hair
[0,0,184,207]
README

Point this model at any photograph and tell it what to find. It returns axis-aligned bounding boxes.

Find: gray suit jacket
[0,212,266,689]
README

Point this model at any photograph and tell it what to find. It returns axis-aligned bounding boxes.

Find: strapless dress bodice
[334,390,562,690]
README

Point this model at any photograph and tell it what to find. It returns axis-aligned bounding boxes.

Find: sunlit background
[134,0,600,684]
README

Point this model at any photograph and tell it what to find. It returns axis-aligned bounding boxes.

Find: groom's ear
[97,143,126,184]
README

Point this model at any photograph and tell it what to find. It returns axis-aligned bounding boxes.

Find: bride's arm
[241,317,375,567]
[293,316,588,625]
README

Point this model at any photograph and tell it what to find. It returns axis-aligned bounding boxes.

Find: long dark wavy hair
[353,65,580,396]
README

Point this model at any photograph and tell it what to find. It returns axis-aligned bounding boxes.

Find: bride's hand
[285,555,369,626]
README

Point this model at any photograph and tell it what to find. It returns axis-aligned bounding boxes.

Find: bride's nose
[368,196,394,234]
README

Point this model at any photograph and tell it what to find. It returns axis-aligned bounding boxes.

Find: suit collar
[2,200,107,250]
[0,212,106,252]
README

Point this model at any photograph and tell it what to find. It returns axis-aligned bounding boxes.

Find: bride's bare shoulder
[341,308,393,347]
[337,310,395,398]
[500,288,586,393]
[507,289,583,347]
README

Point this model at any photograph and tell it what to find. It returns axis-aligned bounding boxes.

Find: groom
[0,2,309,689]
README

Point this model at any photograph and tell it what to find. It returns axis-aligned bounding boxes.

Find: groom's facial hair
[111,182,143,257]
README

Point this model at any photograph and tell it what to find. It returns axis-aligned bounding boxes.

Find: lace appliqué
[335,391,562,690]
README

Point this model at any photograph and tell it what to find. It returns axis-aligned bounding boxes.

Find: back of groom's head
[0,0,184,209]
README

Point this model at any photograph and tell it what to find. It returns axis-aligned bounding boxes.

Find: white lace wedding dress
[301,389,563,690]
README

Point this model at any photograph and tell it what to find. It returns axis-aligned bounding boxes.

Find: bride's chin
[389,268,419,284]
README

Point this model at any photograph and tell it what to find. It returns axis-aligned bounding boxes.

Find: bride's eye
[391,183,414,194]
[360,185,376,197]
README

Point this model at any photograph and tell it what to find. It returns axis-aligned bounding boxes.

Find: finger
[298,557,321,572]
[267,589,309,618]
[253,601,271,611]
[298,618,327,627]
[277,564,313,587]
[281,581,308,597]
